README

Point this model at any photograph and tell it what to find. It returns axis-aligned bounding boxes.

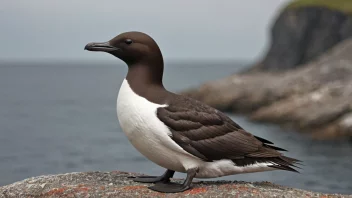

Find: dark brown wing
[157,94,300,172]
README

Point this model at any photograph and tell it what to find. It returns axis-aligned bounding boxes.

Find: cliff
[181,1,352,139]
[248,0,352,72]
[183,38,352,139]
[0,171,350,198]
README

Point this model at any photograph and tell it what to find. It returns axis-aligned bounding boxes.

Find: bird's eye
[125,39,133,45]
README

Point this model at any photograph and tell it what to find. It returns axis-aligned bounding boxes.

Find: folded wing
[157,96,300,172]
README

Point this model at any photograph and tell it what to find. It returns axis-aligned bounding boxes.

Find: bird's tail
[268,156,302,173]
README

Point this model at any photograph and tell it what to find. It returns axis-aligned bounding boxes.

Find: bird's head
[85,31,163,67]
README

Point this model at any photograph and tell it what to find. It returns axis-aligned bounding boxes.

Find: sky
[0,0,290,61]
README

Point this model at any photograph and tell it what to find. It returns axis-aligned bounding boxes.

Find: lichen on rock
[0,171,351,198]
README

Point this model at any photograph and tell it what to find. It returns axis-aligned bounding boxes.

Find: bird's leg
[128,169,175,183]
[148,167,198,193]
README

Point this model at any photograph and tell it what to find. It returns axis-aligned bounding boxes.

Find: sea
[0,60,351,194]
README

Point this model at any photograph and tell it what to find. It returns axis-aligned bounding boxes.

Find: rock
[0,171,350,198]
[247,1,352,72]
[182,38,352,139]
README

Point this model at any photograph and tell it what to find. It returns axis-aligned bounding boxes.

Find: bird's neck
[126,63,164,89]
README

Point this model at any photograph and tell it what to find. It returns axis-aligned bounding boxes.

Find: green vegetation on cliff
[287,0,352,13]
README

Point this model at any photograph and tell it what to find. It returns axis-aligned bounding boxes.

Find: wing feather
[157,95,300,171]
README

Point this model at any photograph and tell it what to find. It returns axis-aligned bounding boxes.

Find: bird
[84,31,301,193]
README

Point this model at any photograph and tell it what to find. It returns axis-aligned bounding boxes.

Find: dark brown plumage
[157,93,301,172]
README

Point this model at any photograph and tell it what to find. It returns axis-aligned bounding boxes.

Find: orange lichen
[44,187,67,196]
[74,187,89,192]
[219,184,235,190]
[121,185,146,191]
[100,186,105,190]
[233,185,249,191]
[150,192,166,197]
[185,187,207,195]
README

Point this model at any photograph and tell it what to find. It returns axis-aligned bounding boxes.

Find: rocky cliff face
[182,38,352,139]
[248,6,352,72]
[182,3,352,140]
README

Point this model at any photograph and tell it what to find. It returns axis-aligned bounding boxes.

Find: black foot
[132,175,167,183]
[129,169,175,183]
[148,182,190,193]
[148,167,198,193]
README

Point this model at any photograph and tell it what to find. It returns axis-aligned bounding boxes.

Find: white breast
[116,79,275,177]
[116,79,202,173]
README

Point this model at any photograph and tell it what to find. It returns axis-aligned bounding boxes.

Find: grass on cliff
[287,0,352,13]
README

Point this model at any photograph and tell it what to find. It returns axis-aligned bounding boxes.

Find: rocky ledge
[0,171,350,198]
[182,38,352,140]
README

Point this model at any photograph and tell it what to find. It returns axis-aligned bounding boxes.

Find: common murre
[84,31,301,193]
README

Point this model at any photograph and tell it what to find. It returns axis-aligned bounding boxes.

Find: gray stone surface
[248,7,352,72]
[0,171,351,198]
[182,38,352,139]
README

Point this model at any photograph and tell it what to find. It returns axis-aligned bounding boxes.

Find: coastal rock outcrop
[248,1,352,72]
[181,1,352,139]
[182,37,352,139]
[0,171,350,198]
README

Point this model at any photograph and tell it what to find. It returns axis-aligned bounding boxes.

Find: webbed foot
[128,169,175,183]
[148,167,198,193]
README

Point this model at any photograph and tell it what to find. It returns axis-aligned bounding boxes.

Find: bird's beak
[84,42,119,52]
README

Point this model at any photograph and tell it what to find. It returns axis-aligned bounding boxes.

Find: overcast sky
[0,0,290,61]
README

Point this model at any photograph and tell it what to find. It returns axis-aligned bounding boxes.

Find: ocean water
[0,61,351,194]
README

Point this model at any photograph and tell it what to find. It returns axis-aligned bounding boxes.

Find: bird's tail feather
[268,156,302,173]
